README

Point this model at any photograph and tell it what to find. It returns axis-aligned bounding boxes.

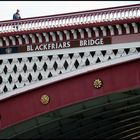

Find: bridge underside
[1,87,140,139]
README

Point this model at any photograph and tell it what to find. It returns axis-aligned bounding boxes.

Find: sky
[0,1,140,21]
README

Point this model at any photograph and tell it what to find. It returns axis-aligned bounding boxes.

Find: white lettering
[67,41,70,48]
[80,38,104,47]
[27,45,33,51]
[58,43,63,48]
[80,40,83,46]
[63,42,67,48]
[48,44,51,50]
[35,45,39,51]
[95,39,100,45]
[84,40,87,46]
[39,44,43,50]
[100,38,104,45]
[51,43,56,49]
[43,44,47,50]
[25,39,106,53]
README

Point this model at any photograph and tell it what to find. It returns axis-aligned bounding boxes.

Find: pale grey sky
[0,1,140,21]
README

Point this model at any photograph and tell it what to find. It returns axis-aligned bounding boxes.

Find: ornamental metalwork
[40,95,50,105]
[93,79,103,89]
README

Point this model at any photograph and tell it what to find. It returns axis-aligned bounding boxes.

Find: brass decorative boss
[40,95,50,105]
[93,79,103,89]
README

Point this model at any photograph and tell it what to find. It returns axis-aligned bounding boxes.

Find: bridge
[0,4,140,139]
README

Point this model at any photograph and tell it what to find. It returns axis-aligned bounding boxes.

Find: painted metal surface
[0,4,140,131]
[0,58,140,129]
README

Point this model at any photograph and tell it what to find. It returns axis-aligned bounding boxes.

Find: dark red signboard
[0,37,111,54]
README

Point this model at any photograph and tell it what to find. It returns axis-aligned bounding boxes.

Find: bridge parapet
[0,4,140,33]
[0,4,140,100]
[0,41,140,100]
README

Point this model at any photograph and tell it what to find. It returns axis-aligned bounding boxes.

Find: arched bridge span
[0,4,140,139]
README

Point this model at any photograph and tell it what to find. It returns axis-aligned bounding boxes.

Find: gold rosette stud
[93,79,103,89]
[40,95,50,105]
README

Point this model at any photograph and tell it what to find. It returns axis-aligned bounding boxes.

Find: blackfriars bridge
[0,4,140,139]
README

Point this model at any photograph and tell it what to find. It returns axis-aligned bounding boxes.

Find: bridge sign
[0,37,111,54]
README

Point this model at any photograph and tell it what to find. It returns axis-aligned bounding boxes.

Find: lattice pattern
[0,47,139,94]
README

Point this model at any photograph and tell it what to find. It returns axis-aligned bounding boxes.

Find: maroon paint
[0,59,140,129]
[112,33,140,44]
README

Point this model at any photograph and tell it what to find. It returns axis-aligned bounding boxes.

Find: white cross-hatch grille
[0,42,140,99]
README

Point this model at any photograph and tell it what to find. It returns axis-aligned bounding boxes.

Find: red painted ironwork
[0,58,140,129]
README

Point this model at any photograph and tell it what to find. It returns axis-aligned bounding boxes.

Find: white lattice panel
[0,42,140,100]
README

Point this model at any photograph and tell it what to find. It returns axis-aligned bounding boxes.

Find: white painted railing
[0,4,140,33]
